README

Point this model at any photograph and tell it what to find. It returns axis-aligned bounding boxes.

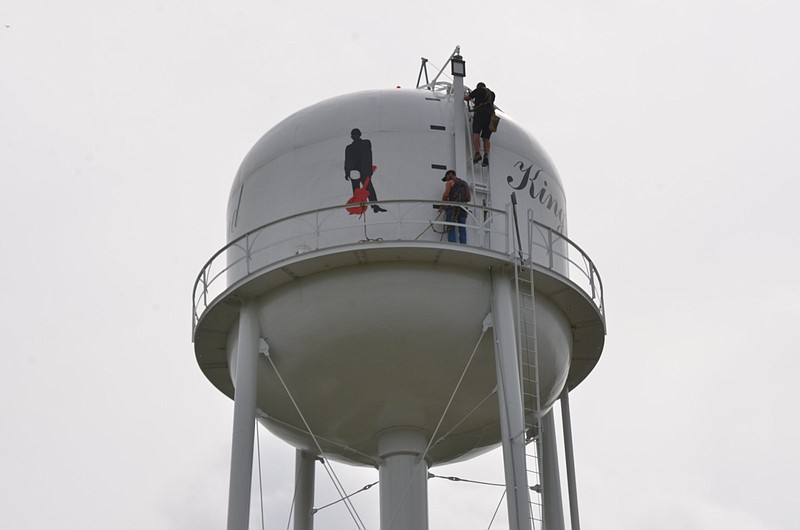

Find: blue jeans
[446,207,468,244]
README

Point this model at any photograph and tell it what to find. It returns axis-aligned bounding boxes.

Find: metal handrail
[522,209,604,318]
[191,200,604,334]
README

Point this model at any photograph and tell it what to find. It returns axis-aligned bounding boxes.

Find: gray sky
[2,1,799,529]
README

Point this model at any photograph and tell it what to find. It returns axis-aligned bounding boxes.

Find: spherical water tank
[193,87,604,466]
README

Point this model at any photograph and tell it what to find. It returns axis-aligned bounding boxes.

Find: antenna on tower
[416,57,429,89]
[417,45,462,92]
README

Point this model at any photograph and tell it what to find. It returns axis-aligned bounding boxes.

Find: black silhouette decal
[344,129,386,214]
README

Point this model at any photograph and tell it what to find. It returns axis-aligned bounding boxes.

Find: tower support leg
[294,449,316,530]
[560,389,581,530]
[227,299,261,530]
[541,409,565,530]
[378,429,429,530]
[490,267,533,530]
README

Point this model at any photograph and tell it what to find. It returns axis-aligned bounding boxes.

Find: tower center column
[378,429,429,530]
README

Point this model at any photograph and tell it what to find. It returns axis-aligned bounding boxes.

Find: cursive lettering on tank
[507,161,565,231]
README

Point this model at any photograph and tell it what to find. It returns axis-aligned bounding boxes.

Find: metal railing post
[527,210,534,268]
[202,269,209,308]
[245,233,252,275]
[506,203,513,256]
[483,206,490,250]
[315,209,320,250]
[397,207,402,240]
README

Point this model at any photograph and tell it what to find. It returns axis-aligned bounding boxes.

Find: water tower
[192,48,605,530]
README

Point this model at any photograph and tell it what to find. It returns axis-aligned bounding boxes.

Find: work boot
[482,155,489,167]
[372,206,387,213]
[472,153,482,164]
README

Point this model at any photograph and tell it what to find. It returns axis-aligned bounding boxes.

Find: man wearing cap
[441,170,471,244]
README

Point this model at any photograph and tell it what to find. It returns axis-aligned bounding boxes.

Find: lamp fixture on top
[451,55,465,78]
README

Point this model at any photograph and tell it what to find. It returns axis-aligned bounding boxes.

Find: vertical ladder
[514,250,544,528]
[463,102,491,206]
[462,102,492,247]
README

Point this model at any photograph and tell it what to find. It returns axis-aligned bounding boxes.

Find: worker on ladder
[465,82,495,167]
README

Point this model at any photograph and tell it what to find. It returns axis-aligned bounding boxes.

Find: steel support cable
[358,210,383,242]
[386,328,487,529]
[321,459,367,527]
[429,388,496,449]
[414,209,447,240]
[312,481,379,514]
[487,490,507,530]
[428,473,505,488]
[258,414,376,465]
[268,361,365,530]
[285,450,305,530]
[419,58,454,91]
[430,469,540,529]
[256,423,266,530]
[429,472,539,492]
[265,354,367,530]
[419,326,488,463]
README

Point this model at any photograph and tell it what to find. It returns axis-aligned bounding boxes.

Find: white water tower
[192,49,605,530]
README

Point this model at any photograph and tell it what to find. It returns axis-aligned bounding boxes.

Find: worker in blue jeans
[441,170,471,244]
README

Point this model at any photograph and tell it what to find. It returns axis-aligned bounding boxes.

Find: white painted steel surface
[221,261,573,465]
[225,89,567,275]
[192,78,606,529]
[193,88,605,466]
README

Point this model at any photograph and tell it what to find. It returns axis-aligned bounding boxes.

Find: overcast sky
[2,1,799,529]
